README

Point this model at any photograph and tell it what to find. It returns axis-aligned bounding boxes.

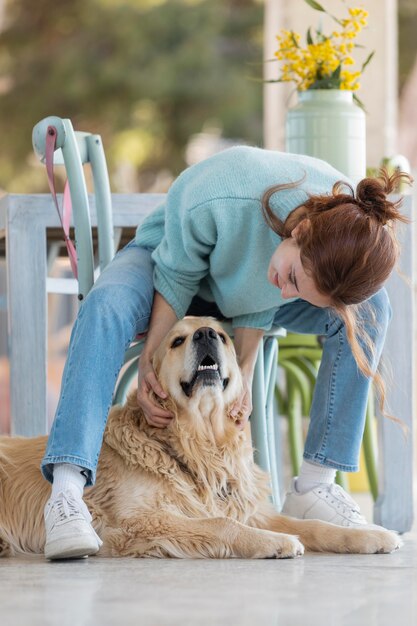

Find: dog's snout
[193,327,218,344]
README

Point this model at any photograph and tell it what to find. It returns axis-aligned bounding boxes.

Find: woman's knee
[84,282,152,334]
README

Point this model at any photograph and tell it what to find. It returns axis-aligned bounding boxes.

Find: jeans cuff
[303,452,359,473]
[41,455,96,486]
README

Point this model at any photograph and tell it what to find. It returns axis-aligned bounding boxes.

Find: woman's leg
[273,288,390,471]
[42,242,155,486]
[273,289,391,527]
[42,242,155,559]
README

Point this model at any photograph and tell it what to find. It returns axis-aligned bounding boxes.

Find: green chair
[32,115,285,509]
[276,332,379,501]
[32,117,115,298]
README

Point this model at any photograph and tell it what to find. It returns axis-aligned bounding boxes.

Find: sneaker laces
[45,491,103,548]
[47,491,92,525]
[317,483,367,522]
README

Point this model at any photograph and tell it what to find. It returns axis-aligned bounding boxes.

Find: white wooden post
[374,195,414,532]
[3,195,48,435]
[263,0,286,150]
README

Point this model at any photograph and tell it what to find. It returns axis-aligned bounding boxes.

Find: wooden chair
[32,116,285,508]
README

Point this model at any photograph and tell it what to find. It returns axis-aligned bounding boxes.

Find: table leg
[373,196,414,533]
[7,202,48,435]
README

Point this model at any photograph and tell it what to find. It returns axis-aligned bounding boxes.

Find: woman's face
[268,233,331,308]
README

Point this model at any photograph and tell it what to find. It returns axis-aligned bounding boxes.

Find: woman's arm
[137,291,178,427]
[231,326,264,428]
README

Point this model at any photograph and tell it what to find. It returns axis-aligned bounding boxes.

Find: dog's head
[152,317,244,442]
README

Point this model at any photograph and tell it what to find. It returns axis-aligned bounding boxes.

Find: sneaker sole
[45,536,100,561]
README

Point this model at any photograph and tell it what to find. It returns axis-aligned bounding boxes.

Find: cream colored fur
[0,317,401,558]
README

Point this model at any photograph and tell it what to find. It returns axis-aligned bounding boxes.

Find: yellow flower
[270,1,372,92]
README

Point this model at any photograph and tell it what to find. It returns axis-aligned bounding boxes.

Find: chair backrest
[32,116,114,301]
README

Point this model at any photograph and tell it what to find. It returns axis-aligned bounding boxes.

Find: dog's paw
[345,528,402,554]
[0,537,11,558]
[370,529,403,554]
[249,531,304,559]
[265,534,305,559]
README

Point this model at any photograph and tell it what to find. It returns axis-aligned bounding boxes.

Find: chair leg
[113,359,139,406]
[251,340,282,509]
[251,345,271,475]
[113,340,145,406]
[362,390,379,501]
[287,387,304,476]
[263,337,281,509]
[280,360,309,475]
[335,470,349,490]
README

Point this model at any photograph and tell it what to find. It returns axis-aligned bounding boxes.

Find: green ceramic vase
[285,90,366,184]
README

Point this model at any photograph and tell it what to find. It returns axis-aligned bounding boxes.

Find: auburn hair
[262,168,412,417]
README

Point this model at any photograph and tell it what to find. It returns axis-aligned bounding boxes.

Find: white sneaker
[281,478,383,528]
[44,490,103,560]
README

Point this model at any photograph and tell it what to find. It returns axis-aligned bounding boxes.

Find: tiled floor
[0,530,416,626]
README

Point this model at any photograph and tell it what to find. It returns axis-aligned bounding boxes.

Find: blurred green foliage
[0,0,263,192]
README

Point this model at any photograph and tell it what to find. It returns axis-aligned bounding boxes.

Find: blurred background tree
[0,0,416,193]
[0,0,263,193]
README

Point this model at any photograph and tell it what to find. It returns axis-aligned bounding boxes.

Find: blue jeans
[41,240,391,485]
[273,294,390,472]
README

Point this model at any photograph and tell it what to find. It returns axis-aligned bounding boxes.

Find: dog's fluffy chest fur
[91,400,271,525]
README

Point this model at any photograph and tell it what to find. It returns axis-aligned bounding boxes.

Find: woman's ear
[290,224,300,239]
[291,218,310,240]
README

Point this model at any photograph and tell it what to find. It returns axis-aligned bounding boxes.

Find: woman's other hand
[230,374,252,430]
[137,355,173,428]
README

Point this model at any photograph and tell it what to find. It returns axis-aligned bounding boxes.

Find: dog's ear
[151,350,163,378]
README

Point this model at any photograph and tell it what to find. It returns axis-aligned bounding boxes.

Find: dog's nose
[193,327,218,344]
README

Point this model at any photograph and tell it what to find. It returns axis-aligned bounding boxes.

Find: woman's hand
[230,374,253,430]
[136,292,178,428]
[230,325,264,430]
[137,354,174,428]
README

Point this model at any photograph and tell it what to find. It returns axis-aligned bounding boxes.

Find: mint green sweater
[135,146,349,330]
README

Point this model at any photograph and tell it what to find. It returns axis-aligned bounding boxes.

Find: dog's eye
[171,336,185,349]
[218,333,227,344]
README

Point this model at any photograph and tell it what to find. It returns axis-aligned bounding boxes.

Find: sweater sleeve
[151,203,214,319]
[232,308,277,331]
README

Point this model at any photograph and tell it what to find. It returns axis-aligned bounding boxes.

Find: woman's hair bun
[355,168,412,225]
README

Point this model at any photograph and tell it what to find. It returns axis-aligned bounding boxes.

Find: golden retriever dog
[0,317,401,559]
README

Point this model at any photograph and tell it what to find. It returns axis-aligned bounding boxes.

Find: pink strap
[45,126,78,278]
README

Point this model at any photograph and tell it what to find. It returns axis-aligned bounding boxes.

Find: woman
[41,146,410,560]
